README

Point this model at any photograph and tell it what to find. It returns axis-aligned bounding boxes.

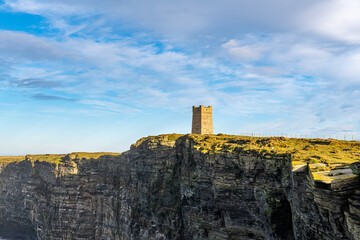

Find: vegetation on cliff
[1,133,359,172]
[0,156,25,164]
[188,134,360,182]
[0,152,122,165]
[189,134,360,166]
[132,133,184,148]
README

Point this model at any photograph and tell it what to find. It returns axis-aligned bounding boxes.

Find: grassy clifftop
[1,134,359,168]
[0,156,26,164]
[189,134,360,166]
[0,152,122,165]
[188,134,360,183]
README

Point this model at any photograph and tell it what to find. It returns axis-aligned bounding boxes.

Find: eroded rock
[0,135,358,239]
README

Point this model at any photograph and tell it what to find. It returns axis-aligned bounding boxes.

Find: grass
[25,154,66,164]
[0,156,25,164]
[132,133,184,147]
[68,152,121,159]
[0,152,122,165]
[189,134,360,166]
[1,134,359,168]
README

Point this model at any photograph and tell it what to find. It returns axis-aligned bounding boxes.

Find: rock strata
[0,134,359,239]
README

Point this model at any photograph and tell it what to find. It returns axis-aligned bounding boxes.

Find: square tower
[192,105,213,134]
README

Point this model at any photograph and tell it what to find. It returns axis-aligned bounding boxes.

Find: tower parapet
[191,105,213,134]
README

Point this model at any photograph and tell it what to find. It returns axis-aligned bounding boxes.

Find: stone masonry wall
[192,105,213,134]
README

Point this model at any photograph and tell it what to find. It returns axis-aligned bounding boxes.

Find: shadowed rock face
[0,135,359,240]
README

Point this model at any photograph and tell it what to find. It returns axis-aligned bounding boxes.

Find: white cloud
[221,39,263,62]
[2,0,321,37]
[299,0,360,43]
[2,0,360,139]
[3,0,81,15]
[0,30,65,61]
[79,99,141,114]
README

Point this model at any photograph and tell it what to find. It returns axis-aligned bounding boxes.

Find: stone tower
[192,105,213,134]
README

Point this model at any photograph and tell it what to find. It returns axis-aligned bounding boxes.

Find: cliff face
[0,135,359,240]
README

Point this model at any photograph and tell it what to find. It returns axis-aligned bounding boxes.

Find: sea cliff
[0,134,359,239]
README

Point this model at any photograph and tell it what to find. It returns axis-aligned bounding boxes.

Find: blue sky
[1,0,360,155]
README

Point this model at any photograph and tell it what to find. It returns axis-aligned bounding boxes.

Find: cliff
[0,134,359,240]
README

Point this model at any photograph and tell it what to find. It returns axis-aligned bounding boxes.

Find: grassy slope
[0,152,122,165]
[189,134,360,166]
[1,134,359,168]
[0,156,26,164]
[132,133,184,147]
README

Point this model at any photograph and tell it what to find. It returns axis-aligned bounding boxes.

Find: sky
[1,0,360,155]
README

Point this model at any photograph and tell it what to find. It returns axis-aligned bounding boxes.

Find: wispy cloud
[16,78,62,88]
[0,30,66,61]
[1,0,322,38]
[1,0,360,155]
[32,93,77,102]
[221,39,264,62]
[299,0,360,44]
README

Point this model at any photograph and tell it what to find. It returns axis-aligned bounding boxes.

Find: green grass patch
[132,133,184,147]
[26,154,66,164]
[1,152,122,165]
[68,152,121,159]
[2,134,360,168]
[0,156,25,164]
[188,134,360,166]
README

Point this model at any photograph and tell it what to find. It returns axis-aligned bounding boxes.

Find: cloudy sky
[0,0,360,155]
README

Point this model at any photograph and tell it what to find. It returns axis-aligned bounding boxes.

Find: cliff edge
[0,134,359,240]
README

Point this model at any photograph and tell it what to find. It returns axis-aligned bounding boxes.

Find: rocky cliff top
[131,134,360,191]
[189,134,359,164]
[1,134,359,184]
[2,133,359,167]
[0,152,122,165]
[0,133,359,239]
